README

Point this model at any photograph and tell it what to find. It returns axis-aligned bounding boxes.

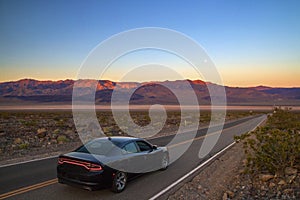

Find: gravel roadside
[168,142,245,200]
[167,120,300,200]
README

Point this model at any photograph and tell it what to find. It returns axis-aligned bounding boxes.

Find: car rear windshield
[75,139,117,155]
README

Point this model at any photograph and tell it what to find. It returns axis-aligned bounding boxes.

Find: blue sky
[1,0,300,86]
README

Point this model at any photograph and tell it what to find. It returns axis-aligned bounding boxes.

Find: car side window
[136,141,152,152]
[123,142,138,154]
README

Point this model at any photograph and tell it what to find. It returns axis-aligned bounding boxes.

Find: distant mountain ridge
[0,79,300,105]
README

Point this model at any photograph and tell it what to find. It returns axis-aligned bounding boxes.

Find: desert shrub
[267,107,300,130]
[57,135,68,143]
[19,143,29,149]
[235,108,300,174]
[21,120,37,127]
[56,119,66,127]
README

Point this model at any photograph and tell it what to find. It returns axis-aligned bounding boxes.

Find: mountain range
[0,79,300,106]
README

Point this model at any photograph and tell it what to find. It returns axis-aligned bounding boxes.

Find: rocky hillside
[0,79,299,105]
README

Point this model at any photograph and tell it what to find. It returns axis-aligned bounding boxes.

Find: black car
[57,136,169,192]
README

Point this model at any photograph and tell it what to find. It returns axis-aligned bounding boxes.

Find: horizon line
[1,77,299,89]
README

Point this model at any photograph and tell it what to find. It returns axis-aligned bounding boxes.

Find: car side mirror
[152,145,158,150]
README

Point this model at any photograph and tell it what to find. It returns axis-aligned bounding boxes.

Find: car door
[121,141,145,173]
[135,140,160,171]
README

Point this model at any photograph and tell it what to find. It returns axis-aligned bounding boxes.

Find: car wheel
[160,153,169,170]
[111,171,127,193]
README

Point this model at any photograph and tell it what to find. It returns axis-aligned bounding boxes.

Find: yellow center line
[0,117,260,199]
[0,178,58,199]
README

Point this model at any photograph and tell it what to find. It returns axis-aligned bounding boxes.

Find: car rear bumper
[57,167,112,190]
[58,176,105,190]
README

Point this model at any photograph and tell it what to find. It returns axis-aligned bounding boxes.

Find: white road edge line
[149,115,267,200]
[148,142,236,200]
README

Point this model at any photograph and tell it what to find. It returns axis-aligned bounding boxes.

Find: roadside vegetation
[235,108,300,174]
[234,108,300,199]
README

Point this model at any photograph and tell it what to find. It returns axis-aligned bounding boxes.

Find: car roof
[92,136,142,147]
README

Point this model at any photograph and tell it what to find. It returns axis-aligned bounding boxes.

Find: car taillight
[87,163,103,171]
[58,157,102,171]
[58,157,64,165]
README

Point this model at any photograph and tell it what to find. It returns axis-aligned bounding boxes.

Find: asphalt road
[0,114,267,200]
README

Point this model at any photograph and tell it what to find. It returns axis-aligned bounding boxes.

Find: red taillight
[88,163,103,171]
[58,157,64,165]
[58,157,102,171]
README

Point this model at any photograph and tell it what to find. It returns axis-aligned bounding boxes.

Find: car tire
[111,171,127,193]
[160,153,169,170]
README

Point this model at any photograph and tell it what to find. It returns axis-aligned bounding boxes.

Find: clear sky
[1,0,300,87]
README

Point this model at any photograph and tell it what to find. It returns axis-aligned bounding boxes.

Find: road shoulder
[167,141,245,200]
